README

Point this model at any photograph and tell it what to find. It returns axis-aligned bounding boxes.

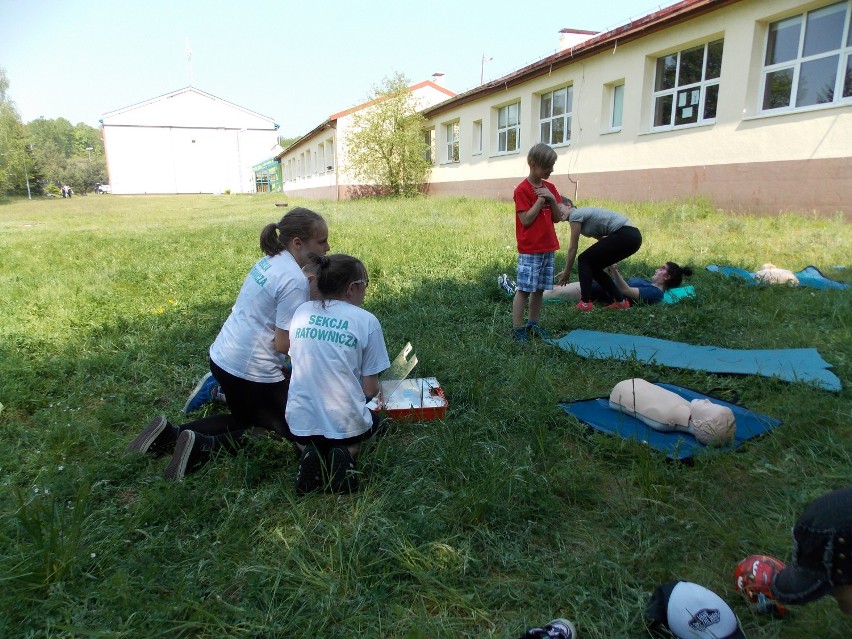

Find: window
[611,83,624,129]
[473,120,483,155]
[423,128,435,164]
[445,121,459,162]
[652,38,724,129]
[325,139,334,170]
[318,145,325,174]
[497,102,520,154]
[539,86,573,145]
[762,1,852,111]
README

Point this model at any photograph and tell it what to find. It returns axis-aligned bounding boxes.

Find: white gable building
[101,87,280,195]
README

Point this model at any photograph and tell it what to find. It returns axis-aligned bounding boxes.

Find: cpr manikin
[609,378,736,446]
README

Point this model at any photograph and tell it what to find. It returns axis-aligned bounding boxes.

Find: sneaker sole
[295,444,324,495]
[126,416,168,455]
[182,372,214,414]
[164,431,195,481]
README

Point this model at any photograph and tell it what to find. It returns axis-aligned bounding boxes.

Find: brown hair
[259,207,325,257]
[665,262,693,289]
[527,143,557,168]
[309,253,367,301]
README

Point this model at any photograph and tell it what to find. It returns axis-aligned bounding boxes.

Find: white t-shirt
[209,251,308,382]
[286,299,390,440]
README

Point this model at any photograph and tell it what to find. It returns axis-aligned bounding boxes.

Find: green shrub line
[0,194,850,638]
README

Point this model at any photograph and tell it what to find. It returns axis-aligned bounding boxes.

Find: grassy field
[1,193,850,638]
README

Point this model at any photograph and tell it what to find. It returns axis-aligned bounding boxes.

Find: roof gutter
[423,0,739,117]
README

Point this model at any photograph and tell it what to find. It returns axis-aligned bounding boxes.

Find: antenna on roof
[185,36,193,86]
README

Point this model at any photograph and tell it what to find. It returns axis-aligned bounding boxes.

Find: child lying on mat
[499,261,691,306]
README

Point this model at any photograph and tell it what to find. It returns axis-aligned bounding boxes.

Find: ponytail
[259,207,325,257]
[666,262,693,289]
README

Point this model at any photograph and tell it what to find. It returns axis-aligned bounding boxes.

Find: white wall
[422,0,852,213]
[102,88,280,194]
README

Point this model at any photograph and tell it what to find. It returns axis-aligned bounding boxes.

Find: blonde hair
[527,143,557,168]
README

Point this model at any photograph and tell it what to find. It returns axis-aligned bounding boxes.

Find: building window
[423,128,435,164]
[445,121,460,163]
[473,120,483,155]
[318,145,326,174]
[325,139,334,170]
[611,83,624,129]
[539,86,573,145]
[652,38,724,129]
[497,102,520,154]
[762,1,852,111]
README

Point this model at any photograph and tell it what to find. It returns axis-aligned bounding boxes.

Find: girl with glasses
[286,254,390,495]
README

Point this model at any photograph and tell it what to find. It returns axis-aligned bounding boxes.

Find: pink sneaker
[604,299,631,310]
[576,300,594,312]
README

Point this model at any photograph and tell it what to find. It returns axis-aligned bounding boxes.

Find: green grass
[0,193,850,638]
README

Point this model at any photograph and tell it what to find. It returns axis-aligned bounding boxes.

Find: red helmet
[734,554,789,615]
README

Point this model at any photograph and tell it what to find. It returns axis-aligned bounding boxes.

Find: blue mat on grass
[558,383,782,460]
[707,264,850,290]
[539,285,694,303]
[549,330,841,391]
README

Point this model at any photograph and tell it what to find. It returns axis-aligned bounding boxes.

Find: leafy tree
[278,136,300,150]
[0,66,20,195]
[26,117,106,192]
[344,72,431,198]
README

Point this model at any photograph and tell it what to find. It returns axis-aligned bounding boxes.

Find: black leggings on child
[178,358,291,453]
[578,226,642,303]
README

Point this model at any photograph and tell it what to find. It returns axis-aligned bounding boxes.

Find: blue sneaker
[182,372,222,414]
[526,323,551,339]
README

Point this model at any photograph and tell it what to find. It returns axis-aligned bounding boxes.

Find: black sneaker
[295,442,324,495]
[327,445,358,494]
[126,416,178,456]
[163,430,215,481]
[519,618,577,639]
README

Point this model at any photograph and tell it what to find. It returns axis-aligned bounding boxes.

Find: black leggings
[179,358,290,453]
[578,226,642,302]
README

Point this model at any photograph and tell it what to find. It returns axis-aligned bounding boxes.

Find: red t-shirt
[514,178,560,254]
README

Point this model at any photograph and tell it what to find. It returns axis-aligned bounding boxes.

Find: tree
[344,73,431,198]
[0,66,21,195]
[26,117,106,192]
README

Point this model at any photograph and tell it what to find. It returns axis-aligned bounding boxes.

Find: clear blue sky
[1,0,675,137]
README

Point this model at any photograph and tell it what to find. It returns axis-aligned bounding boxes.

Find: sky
[0,0,677,138]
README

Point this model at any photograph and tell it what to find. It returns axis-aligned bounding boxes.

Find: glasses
[352,278,369,287]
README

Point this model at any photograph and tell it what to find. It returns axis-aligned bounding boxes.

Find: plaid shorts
[516,252,555,292]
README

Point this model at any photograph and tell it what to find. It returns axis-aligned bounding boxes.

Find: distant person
[61,185,67,198]
[511,143,564,342]
[499,261,692,306]
[287,253,390,495]
[126,207,331,480]
[558,200,643,311]
[771,486,852,616]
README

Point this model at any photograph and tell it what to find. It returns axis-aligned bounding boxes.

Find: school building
[277,76,456,200]
[421,0,852,216]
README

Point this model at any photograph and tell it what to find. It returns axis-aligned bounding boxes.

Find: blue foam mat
[559,383,782,460]
[707,264,850,290]
[549,330,841,391]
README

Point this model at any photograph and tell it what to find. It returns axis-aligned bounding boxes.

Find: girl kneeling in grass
[287,254,390,494]
[126,208,330,480]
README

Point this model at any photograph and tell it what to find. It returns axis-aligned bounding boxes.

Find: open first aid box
[368,377,448,421]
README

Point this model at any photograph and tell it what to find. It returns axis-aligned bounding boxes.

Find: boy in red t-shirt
[511,143,562,341]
